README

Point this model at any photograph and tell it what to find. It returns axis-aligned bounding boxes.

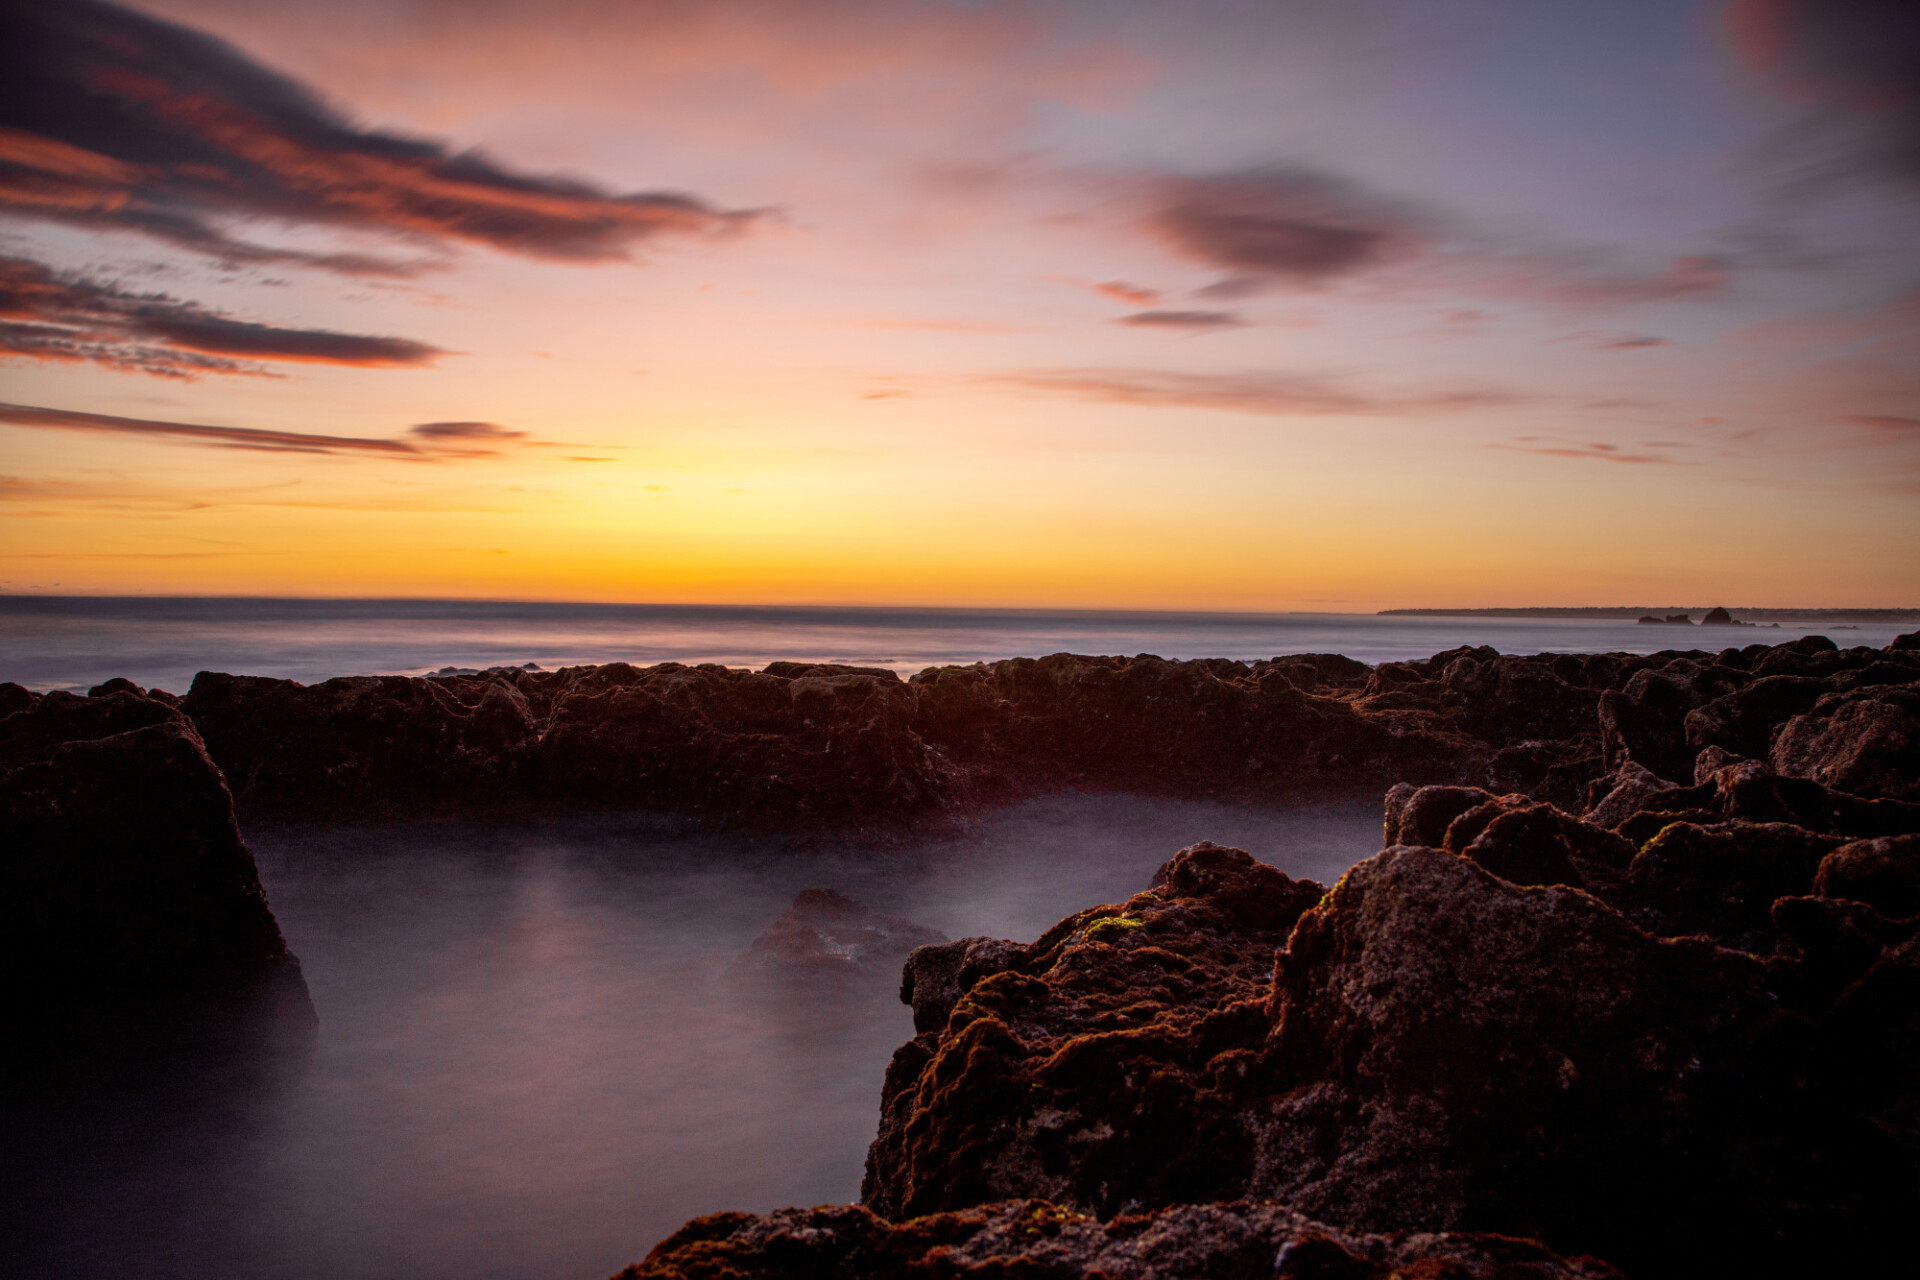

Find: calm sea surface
[5,795,1381,1280]
[3,596,1908,692]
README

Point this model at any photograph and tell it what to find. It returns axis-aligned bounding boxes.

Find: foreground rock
[858,819,1918,1278]
[0,690,315,1090]
[623,1198,1623,1279]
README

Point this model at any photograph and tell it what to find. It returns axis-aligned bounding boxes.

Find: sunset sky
[2,0,1916,608]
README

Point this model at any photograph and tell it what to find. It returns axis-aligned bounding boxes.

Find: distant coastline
[1379,607,1920,622]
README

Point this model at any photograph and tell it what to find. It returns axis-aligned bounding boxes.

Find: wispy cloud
[1847,414,1920,431]
[1117,310,1243,330]
[0,401,534,459]
[1493,436,1680,465]
[0,0,760,275]
[1093,280,1162,306]
[1124,164,1735,307]
[989,368,1524,417]
[1724,0,1920,191]
[0,253,443,378]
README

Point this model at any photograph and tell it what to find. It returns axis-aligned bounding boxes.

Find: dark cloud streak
[0,0,760,273]
[0,401,534,460]
[991,368,1523,417]
[0,253,443,376]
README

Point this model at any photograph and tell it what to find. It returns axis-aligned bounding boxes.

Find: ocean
[3,596,1910,693]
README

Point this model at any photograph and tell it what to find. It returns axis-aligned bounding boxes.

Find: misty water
[4,793,1382,1280]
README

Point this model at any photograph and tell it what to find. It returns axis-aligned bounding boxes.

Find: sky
[1,0,1916,609]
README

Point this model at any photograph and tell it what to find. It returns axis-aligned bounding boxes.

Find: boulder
[899,936,1023,1034]
[1,708,313,1089]
[619,1199,1625,1280]
[862,842,1323,1220]
[1815,835,1920,919]
[1772,693,1920,801]
[1598,669,1694,782]
[1685,676,1834,759]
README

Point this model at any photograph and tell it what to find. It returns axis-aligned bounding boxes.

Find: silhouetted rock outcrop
[0,689,313,1090]
[58,630,1903,838]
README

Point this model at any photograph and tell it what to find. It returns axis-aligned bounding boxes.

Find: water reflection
[3,794,1381,1280]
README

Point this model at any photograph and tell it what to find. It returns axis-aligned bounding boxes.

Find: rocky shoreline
[3,630,1917,1274]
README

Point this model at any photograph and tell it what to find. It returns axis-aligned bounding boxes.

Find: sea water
[3,596,1908,692]
[3,795,1380,1280]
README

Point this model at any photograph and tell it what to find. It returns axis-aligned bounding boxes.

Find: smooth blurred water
[2,596,1908,692]
[1,794,1383,1280]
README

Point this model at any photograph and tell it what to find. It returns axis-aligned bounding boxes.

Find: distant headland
[1381,606,1920,623]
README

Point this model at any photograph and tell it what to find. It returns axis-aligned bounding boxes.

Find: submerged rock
[620,1198,1624,1280]
[743,889,946,975]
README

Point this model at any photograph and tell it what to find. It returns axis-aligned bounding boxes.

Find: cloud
[1117,310,1243,330]
[1128,165,1732,306]
[0,401,530,459]
[0,0,758,274]
[1600,336,1669,350]
[1493,436,1677,465]
[1093,280,1162,306]
[990,368,1524,418]
[1847,414,1920,431]
[1724,0,1920,190]
[1146,168,1415,291]
[0,253,443,377]
[409,421,525,441]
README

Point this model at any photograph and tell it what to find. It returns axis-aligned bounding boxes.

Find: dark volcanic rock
[1598,668,1694,782]
[862,842,1324,1220]
[743,889,946,975]
[909,652,1481,801]
[1815,835,1920,919]
[1772,691,1920,800]
[0,703,313,1089]
[1618,820,1841,949]
[182,670,540,818]
[1685,674,1834,759]
[859,839,1910,1277]
[900,936,1024,1035]
[540,663,960,833]
[620,1198,1624,1280]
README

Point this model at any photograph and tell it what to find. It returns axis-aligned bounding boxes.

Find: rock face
[622,1199,1624,1280]
[63,630,1907,836]
[0,689,314,1089]
[857,797,1920,1278]
[864,843,1324,1220]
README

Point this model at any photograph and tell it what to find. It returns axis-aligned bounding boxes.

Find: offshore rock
[0,698,313,1089]
[620,1198,1624,1280]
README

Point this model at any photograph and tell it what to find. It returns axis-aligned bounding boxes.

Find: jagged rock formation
[846,636,1920,1279]
[0,687,314,1089]
[141,631,1920,833]
[622,1198,1624,1279]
